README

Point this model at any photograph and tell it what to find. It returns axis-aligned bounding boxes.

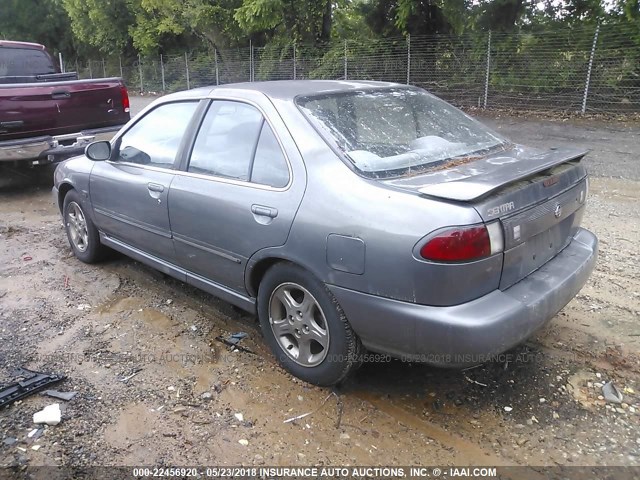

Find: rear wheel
[63,189,106,263]
[258,263,362,386]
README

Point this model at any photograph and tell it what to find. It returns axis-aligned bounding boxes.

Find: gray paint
[54,80,598,364]
[378,143,586,199]
[326,234,366,275]
[330,229,597,364]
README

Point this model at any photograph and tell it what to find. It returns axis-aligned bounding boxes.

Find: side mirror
[85,141,111,161]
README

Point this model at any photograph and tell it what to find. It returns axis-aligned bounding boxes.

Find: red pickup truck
[0,40,130,166]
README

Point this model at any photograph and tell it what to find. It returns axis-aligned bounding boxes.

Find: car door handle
[147,183,164,193]
[51,90,71,100]
[251,205,278,218]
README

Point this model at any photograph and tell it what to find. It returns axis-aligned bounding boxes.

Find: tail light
[418,222,503,262]
[120,85,130,113]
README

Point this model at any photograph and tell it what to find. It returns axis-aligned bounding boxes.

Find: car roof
[0,40,46,50]
[163,80,404,102]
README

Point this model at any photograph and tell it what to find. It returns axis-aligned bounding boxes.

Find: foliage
[62,0,135,54]
[1,0,639,111]
[0,0,77,56]
[234,0,333,44]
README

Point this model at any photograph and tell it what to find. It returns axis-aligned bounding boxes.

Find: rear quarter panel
[249,100,499,306]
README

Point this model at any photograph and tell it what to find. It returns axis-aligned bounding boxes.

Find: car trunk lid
[382,144,589,290]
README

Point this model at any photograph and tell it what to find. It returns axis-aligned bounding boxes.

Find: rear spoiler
[418,148,588,202]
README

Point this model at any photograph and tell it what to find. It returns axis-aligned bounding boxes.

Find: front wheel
[62,189,106,263]
[258,263,363,386]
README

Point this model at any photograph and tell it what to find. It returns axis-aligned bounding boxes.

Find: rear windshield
[296,88,506,177]
[0,47,55,77]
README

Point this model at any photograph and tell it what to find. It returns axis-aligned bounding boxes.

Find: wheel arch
[57,182,75,214]
[246,254,324,299]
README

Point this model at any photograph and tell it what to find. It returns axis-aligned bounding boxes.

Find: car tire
[62,189,106,263]
[258,262,363,386]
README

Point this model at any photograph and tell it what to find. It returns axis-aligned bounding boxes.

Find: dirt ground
[0,101,639,471]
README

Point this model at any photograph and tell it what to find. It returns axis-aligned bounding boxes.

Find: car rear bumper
[0,126,121,164]
[328,227,598,367]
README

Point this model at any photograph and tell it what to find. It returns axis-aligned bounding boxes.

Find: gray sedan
[53,81,597,385]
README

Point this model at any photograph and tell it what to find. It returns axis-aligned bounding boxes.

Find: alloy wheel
[268,282,330,367]
[66,201,89,253]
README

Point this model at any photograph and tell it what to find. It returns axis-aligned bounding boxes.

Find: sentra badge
[487,201,515,217]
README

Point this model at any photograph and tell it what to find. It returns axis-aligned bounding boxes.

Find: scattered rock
[234,413,244,422]
[602,382,623,404]
[33,404,62,426]
[238,439,249,446]
[504,406,513,412]
[43,390,78,401]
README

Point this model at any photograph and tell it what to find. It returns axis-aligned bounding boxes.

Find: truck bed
[0,77,130,142]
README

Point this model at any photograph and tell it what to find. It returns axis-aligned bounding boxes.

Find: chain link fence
[66,22,639,114]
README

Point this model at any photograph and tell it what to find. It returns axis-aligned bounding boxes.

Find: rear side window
[251,124,289,188]
[189,101,262,180]
[116,101,198,168]
[188,101,289,187]
[0,47,55,76]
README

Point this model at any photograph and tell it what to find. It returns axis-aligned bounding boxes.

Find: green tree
[234,0,334,44]
[62,0,135,54]
[130,0,243,54]
[358,0,468,37]
[472,0,527,31]
[0,0,76,56]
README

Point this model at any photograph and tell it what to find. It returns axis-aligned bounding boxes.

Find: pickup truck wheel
[258,263,363,386]
[63,190,105,263]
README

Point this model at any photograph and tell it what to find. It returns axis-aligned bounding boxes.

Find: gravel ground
[0,98,638,471]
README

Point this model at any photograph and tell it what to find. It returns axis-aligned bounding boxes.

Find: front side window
[116,101,198,168]
[188,101,289,187]
[297,88,506,177]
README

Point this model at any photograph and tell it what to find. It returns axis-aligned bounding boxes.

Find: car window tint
[189,101,263,180]
[0,48,55,76]
[116,102,198,168]
[250,123,289,188]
